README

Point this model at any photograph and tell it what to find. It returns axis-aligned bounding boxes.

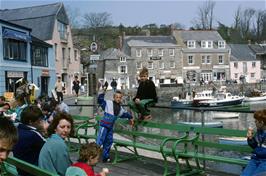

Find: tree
[254,10,266,41]
[83,12,113,28]
[239,8,256,39]
[192,0,216,30]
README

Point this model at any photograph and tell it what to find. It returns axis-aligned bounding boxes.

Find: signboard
[90,42,98,52]
[90,54,100,61]
[4,92,14,101]
[7,71,24,78]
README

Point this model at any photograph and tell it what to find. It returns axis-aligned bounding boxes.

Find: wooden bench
[1,157,58,176]
[172,126,252,176]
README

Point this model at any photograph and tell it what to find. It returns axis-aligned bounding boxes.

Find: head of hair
[113,90,123,97]
[47,112,74,137]
[0,118,18,145]
[42,103,51,112]
[254,109,266,124]
[140,67,148,76]
[78,142,102,162]
[0,96,6,102]
[21,105,43,125]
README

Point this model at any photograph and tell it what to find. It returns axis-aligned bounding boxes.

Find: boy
[96,90,133,162]
[241,109,266,176]
[129,67,157,120]
[0,118,18,164]
[65,142,109,176]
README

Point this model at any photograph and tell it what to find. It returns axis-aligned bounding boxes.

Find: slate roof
[249,44,266,54]
[0,3,64,41]
[100,48,130,60]
[228,44,257,61]
[177,30,224,41]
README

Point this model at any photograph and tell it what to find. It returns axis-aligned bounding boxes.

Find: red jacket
[72,162,101,176]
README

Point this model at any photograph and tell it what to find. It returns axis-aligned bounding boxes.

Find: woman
[38,112,74,175]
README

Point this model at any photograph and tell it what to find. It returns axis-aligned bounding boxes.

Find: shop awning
[3,28,31,42]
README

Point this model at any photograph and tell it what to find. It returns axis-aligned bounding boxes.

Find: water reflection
[151,101,266,130]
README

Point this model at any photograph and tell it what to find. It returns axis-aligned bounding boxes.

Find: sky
[0,0,265,28]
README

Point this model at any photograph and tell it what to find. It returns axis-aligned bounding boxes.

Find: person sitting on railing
[128,67,157,120]
[65,142,109,176]
[241,109,266,176]
[96,89,133,163]
[0,117,18,165]
[38,112,74,175]
[12,105,46,176]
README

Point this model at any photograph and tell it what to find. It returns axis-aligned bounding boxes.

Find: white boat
[192,90,215,106]
[199,92,244,107]
[213,112,240,119]
[178,121,223,128]
[244,94,266,102]
[171,96,193,107]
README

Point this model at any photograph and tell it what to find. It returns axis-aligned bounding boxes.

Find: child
[96,90,133,162]
[241,109,266,176]
[0,117,18,164]
[65,142,109,176]
[128,67,157,120]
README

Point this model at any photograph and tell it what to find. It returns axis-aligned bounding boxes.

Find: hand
[247,127,254,139]
[99,168,109,176]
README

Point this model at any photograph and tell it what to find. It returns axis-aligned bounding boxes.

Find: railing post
[201,109,206,169]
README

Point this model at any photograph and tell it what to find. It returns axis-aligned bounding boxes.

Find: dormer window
[120,56,126,62]
[201,40,213,48]
[218,40,226,48]
[147,49,153,56]
[187,40,196,48]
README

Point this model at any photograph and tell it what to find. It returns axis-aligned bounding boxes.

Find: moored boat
[219,137,247,145]
[213,112,240,119]
[178,121,223,128]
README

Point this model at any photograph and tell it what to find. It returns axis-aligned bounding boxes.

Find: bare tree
[240,8,256,38]
[254,10,266,40]
[83,12,113,28]
[192,0,216,29]
[233,6,241,29]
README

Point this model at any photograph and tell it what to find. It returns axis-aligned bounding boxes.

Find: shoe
[75,99,77,104]
[102,158,111,163]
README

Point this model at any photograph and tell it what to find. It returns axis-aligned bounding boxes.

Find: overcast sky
[0,0,265,28]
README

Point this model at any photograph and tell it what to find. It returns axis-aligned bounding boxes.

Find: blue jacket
[248,129,266,159]
[98,93,132,128]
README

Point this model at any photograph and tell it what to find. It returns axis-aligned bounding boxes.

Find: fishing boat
[243,93,266,102]
[192,90,215,106]
[178,121,223,128]
[199,92,244,107]
[171,97,193,107]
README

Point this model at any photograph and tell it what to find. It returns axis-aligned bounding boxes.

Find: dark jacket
[134,80,158,102]
[248,129,266,159]
[13,123,46,175]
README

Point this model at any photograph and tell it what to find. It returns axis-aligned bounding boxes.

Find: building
[0,3,81,95]
[97,48,135,90]
[122,34,182,87]
[249,44,266,80]
[229,44,261,83]
[172,30,230,84]
[0,19,55,97]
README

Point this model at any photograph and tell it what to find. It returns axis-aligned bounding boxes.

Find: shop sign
[7,71,24,78]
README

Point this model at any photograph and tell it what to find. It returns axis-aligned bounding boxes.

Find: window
[158,49,163,56]
[147,49,152,56]
[187,40,196,48]
[243,62,247,74]
[54,43,57,61]
[148,62,153,69]
[218,41,225,48]
[170,61,175,68]
[252,62,256,68]
[136,49,141,57]
[120,56,126,62]
[74,50,78,61]
[234,73,238,79]
[201,55,211,64]
[119,65,127,73]
[218,55,224,64]
[3,38,27,61]
[188,55,194,64]
[32,45,48,67]
[251,73,255,78]
[159,62,164,69]
[234,62,238,68]
[58,21,67,40]
[169,49,174,56]
[68,47,71,63]
[201,40,213,48]
[136,62,142,69]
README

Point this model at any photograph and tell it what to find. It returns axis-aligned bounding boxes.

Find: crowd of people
[1,67,266,176]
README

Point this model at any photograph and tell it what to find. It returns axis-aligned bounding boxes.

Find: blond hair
[139,67,148,76]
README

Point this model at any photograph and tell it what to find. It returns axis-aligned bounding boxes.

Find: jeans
[241,158,266,176]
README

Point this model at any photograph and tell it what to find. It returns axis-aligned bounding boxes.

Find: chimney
[118,32,126,50]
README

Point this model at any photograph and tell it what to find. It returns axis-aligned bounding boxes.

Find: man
[72,76,80,104]
[0,118,18,164]
[55,76,64,102]
[110,79,117,92]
